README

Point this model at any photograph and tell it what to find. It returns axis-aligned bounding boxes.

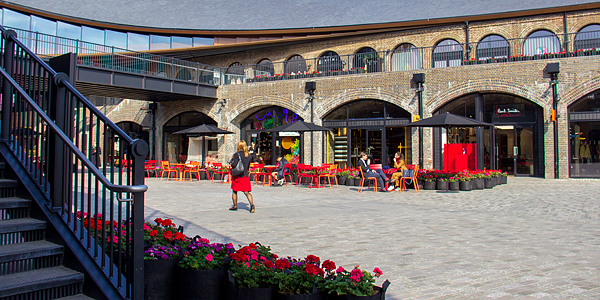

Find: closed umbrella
[405,112,492,193]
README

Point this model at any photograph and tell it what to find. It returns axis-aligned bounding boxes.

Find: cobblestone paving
[144,177,600,299]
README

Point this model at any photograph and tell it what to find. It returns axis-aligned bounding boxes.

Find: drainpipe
[465,21,471,60]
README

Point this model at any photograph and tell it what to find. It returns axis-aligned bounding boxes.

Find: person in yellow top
[388,152,408,191]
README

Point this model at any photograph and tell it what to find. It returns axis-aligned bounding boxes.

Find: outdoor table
[171,163,189,181]
[263,165,277,185]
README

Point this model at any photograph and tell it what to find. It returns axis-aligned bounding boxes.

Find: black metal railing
[224,30,600,84]
[0,27,147,299]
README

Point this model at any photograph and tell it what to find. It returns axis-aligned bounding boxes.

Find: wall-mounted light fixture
[546,62,560,179]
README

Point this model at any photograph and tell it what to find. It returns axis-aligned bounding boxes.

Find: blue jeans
[366,170,386,190]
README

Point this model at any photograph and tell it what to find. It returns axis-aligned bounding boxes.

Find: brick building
[2,0,600,178]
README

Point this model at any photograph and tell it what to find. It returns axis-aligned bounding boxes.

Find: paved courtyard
[144,177,600,299]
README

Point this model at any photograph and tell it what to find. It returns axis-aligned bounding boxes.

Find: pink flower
[250,253,258,260]
[350,269,364,283]
[245,262,250,268]
[205,254,213,262]
[112,236,119,243]
[336,266,345,273]
[143,223,151,230]
[373,267,383,277]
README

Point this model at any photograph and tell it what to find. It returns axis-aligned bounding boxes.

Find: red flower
[231,253,248,262]
[154,218,163,226]
[149,230,158,237]
[275,259,291,269]
[264,260,274,268]
[163,231,173,241]
[373,267,383,277]
[322,259,336,272]
[248,243,257,249]
[162,219,175,227]
[304,264,324,276]
[174,232,186,241]
[305,255,320,264]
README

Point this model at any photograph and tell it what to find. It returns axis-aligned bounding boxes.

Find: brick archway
[317,89,416,120]
[561,76,600,107]
[228,96,308,125]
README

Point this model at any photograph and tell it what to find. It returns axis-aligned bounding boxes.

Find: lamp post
[305,82,316,164]
[412,73,425,168]
[547,63,560,179]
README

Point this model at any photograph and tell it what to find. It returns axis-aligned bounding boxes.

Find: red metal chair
[297,165,318,188]
[318,164,338,188]
[211,163,229,183]
[358,168,378,192]
[145,160,157,177]
[282,163,293,185]
[159,161,178,180]
[400,165,420,192]
[250,163,269,185]
[183,161,201,181]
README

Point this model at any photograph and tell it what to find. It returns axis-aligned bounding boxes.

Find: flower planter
[354,178,361,186]
[144,259,177,300]
[423,181,436,190]
[484,177,496,189]
[472,178,484,190]
[448,181,460,191]
[292,174,298,183]
[499,176,507,184]
[338,175,347,185]
[174,265,227,300]
[225,283,273,300]
[459,181,472,191]
[345,178,355,186]
[331,280,390,300]
[208,170,214,179]
[199,172,207,180]
[213,173,222,181]
[276,292,326,300]
[436,180,448,190]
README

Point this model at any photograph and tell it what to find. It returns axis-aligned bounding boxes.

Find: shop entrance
[494,125,535,176]
[350,128,383,167]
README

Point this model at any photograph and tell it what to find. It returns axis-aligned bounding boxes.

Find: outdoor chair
[159,160,178,180]
[211,163,228,183]
[297,165,318,188]
[318,164,338,188]
[251,164,269,185]
[145,160,157,177]
[358,168,378,193]
[400,165,420,192]
[282,163,293,185]
[183,161,201,181]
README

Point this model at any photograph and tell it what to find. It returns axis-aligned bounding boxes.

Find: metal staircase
[0,160,92,299]
[0,25,148,299]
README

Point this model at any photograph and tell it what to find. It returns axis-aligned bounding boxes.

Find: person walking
[229,141,255,213]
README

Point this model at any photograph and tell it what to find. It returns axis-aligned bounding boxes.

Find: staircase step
[0,266,84,298]
[0,241,64,276]
[57,295,95,300]
[0,218,46,234]
[0,198,30,209]
[0,179,18,189]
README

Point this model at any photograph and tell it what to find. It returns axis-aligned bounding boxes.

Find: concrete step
[0,218,46,235]
[0,197,30,209]
[0,266,84,298]
[57,295,96,300]
[0,240,64,269]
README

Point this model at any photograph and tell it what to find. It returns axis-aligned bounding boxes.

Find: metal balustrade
[1,26,147,299]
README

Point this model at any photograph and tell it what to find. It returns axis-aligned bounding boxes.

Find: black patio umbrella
[268,120,332,164]
[173,124,233,165]
[405,112,493,193]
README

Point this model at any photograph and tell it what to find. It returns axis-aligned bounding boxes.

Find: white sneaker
[278,179,284,185]
[387,185,395,191]
[395,187,402,191]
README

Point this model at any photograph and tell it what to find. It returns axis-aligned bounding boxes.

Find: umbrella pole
[438,125,458,193]
[202,135,206,167]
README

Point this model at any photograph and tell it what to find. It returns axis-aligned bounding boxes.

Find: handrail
[0,66,147,194]
[2,28,136,144]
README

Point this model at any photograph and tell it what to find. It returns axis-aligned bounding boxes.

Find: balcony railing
[224,30,600,84]
[7,27,222,86]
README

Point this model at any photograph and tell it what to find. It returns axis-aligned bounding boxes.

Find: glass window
[476,34,510,59]
[243,106,302,130]
[57,21,81,40]
[324,104,348,121]
[150,35,171,50]
[225,62,244,84]
[569,90,600,112]
[172,36,192,48]
[2,8,30,30]
[30,16,56,35]
[353,47,382,73]
[257,59,275,76]
[433,39,463,68]
[574,24,600,51]
[284,55,307,74]
[523,30,560,56]
[128,32,149,51]
[391,43,421,71]
[193,37,214,47]
[348,100,385,119]
[105,30,127,49]
[317,51,344,73]
[82,26,105,45]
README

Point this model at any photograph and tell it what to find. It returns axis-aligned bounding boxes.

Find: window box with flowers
[337,170,350,185]
[458,174,472,191]
[447,176,460,190]
[320,265,390,299]
[227,242,280,300]
[436,177,448,190]
[273,255,329,299]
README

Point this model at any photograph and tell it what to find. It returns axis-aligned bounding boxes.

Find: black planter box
[423,181,436,190]
[484,177,496,189]
[346,178,355,186]
[459,181,472,191]
[436,180,448,190]
[144,259,177,300]
[472,178,484,189]
[449,181,460,190]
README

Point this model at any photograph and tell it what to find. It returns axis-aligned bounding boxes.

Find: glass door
[367,129,383,164]
[495,126,515,175]
[515,126,534,176]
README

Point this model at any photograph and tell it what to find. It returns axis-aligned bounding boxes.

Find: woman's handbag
[230,153,245,177]
[402,168,415,185]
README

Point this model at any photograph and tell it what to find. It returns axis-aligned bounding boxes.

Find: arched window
[317,51,344,73]
[574,24,600,51]
[476,35,510,60]
[391,43,421,71]
[284,55,307,74]
[353,47,382,73]
[433,39,463,68]
[163,112,217,163]
[256,59,275,77]
[226,62,244,84]
[523,30,560,56]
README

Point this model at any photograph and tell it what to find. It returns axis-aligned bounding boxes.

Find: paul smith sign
[495,104,524,118]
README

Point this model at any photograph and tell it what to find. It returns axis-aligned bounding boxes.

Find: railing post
[48,72,71,209]
[1,30,16,142]
[130,139,148,300]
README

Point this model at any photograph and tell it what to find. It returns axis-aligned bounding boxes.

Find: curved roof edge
[2,1,600,36]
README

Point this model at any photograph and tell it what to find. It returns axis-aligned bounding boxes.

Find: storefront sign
[495,104,523,118]
[279,131,300,136]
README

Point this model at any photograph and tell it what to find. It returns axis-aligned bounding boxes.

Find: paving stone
[145,177,600,299]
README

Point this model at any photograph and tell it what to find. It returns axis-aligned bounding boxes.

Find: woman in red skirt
[230,141,255,213]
